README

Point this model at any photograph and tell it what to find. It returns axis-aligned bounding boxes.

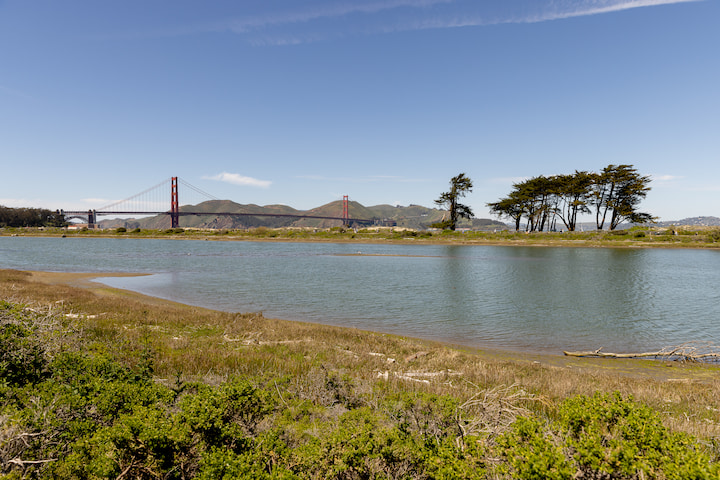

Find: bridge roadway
[61,210,375,225]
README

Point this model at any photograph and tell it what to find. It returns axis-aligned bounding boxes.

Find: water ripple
[3,238,720,354]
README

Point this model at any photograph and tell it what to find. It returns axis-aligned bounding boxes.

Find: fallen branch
[563,343,720,363]
[7,458,57,466]
[564,348,671,359]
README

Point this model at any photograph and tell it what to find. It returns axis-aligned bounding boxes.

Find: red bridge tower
[342,195,349,227]
[171,177,179,228]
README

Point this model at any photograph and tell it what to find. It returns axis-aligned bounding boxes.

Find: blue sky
[1,0,718,222]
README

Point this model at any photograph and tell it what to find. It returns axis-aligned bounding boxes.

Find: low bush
[560,392,719,479]
[498,417,572,480]
[498,392,720,479]
[0,302,48,387]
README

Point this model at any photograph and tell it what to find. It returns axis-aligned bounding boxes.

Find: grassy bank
[1,269,719,478]
[3,224,720,248]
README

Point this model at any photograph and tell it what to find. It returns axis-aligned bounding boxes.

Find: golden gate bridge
[61,177,374,228]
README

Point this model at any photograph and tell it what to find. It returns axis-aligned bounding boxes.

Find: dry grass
[2,268,719,444]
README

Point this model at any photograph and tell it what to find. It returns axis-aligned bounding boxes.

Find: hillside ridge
[98,200,507,231]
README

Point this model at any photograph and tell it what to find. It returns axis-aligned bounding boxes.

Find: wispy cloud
[219,0,454,34]
[199,0,702,45]
[203,172,271,188]
[651,174,684,182]
[127,0,701,45]
[384,0,703,35]
[514,0,702,24]
[125,0,451,43]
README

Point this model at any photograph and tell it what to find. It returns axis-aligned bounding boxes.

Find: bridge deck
[61,210,374,223]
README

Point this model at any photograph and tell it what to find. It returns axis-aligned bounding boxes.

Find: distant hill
[654,216,720,227]
[97,200,507,231]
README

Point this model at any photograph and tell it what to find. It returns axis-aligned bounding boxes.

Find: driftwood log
[563,343,720,363]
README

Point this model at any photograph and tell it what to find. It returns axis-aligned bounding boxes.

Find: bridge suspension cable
[97,178,170,212]
[178,178,218,202]
[95,177,218,213]
[62,176,373,228]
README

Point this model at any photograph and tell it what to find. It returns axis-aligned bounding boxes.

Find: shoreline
[3,228,720,250]
[21,268,720,385]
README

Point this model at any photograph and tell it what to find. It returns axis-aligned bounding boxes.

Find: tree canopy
[488,165,653,231]
[591,164,654,230]
[432,173,474,230]
[0,206,66,227]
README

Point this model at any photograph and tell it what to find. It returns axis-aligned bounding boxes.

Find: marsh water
[2,236,719,355]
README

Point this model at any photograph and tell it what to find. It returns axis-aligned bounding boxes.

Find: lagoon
[2,236,719,355]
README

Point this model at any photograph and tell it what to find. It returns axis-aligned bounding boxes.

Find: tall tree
[591,165,653,230]
[552,171,593,231]
[432,173,474,230]
[487,193,525,231]
[488,177,553,232]
[516,176,555,232]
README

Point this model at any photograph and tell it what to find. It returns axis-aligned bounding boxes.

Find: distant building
[67,224,99,230]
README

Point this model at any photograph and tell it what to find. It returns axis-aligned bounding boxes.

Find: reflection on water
[2,236,719,354]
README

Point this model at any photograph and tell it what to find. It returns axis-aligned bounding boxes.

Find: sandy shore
[29,270,147,287]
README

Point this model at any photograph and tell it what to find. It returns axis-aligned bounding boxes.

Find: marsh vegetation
[4,224,720,249]
[1,269,719,478]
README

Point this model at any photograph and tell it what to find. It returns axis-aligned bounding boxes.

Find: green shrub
[180,379,273,452]
[295,408,402,478]
[0,322,47,387]
[0,302,48,387]
[292,403,487,479]
[116,227,127,233]
[390,391,461,443]
[59,405,192,479]
[498,392,719,479]
[559,392,719,479]
[196,446,276,479]
[498,416,572,480]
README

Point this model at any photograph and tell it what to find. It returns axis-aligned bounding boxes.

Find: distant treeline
[0,206,66,227]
